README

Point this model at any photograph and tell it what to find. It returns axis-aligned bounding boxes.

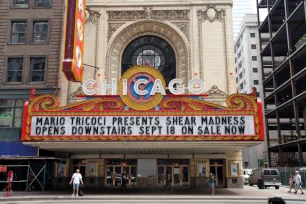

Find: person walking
[206,171,216,195]
[69,169,83,197]
[294,171,304,195]
[165,170,173,191]
[120,170,128,192]
[5,170,13,197]
[288,173,295,193]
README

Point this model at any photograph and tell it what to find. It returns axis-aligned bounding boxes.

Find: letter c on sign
[134,79,149,95]
[82,79,97,95]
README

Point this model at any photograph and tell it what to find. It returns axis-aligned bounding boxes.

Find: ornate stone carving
[198,5,229,94]
[106,20,189,84]
[85,8,101,24]
[107,8,189,21]
[197,5,225,23]
[108,23,125,41]
[172,22,189,38]
[205,85,228,97]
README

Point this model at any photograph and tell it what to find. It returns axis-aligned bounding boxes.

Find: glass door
[210,165,225,187]
[106,166,114,186]
[173,167,180,186]
[158,166,165,186]
[114,166,122,186]
[105,165,137,187]
[157,165,189,187]
[216,166,224,187]
[166,166,173,185]
[181,166,189,186]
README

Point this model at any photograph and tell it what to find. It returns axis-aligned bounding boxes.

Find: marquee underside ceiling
[24,141,262,154]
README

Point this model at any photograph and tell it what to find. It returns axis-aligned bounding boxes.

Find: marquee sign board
[62,0,86,82]
[22,66,264,141]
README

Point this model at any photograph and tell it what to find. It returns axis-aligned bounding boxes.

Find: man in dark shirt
[120,170,128,192]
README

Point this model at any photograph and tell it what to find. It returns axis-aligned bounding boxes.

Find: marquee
[22,66,264,141]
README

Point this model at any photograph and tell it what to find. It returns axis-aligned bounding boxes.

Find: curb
[1,196,306,202]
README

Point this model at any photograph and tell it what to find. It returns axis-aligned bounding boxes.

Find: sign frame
[62,0,86,82]
[21,93,265,142]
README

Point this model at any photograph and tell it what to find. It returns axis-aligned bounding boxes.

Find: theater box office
[22,66,264,189]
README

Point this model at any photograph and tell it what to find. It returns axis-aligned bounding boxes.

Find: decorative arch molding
[106,20,190,84]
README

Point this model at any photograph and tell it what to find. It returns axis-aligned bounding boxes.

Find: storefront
[22,65,264,189]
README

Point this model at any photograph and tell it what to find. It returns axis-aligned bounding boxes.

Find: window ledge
[32,7,52,9]
[7,43,27,45]
[26,82,46,85]
[10,7,29,9]
[3,82,24,85]
[29,42,49,45]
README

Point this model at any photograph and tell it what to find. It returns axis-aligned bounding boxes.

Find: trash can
[257,178,265,189]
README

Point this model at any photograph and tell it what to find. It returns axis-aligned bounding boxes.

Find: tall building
[232,0,254,39]
[234,14,266,169]
[235,14,263,98]
[0,0,65,190]
[258,0,306,167]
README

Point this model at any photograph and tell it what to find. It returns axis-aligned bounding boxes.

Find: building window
[240,83,243,90]
[7,58,23,82]
[251,44,256,49]
[254,80,259,85]
[235,68,237,73]
[236,77,238,83]
[13,0,29,8]
[0,99,24,128]
[122,36,175,87]
[33,21,49,43]
[250,33,256,38]
[253,68,258,73]
[256,92,260,97]
[11,21,27,44]
[35,0,51,8]
[252,56,257,61]
[30,57,46,82]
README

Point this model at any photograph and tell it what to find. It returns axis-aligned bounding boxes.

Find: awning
[0,142,38,157]
[24,141,262,154]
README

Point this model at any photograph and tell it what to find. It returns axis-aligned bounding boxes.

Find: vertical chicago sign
[62,0,86,82]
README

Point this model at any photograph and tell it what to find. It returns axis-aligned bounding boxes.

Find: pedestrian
[69,169,83,197]
[294,171,304,195]
[165,170,173,191]
[5,169,13,197]
[268,197,286,204]
[120,170,128,192]
[206,171,216,195]
[288,172,295,193]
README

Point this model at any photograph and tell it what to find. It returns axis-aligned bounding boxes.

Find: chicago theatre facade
[22,0,264,189]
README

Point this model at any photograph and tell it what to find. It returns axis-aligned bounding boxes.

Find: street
[0,186,305,204]
[0,199,305,204]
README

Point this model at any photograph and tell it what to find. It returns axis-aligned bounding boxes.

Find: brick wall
[0,0,64,89]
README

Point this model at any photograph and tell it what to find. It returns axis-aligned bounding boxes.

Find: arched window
[122,36,176,85]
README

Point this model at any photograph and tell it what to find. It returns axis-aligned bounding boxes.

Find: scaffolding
[0,160,55,191]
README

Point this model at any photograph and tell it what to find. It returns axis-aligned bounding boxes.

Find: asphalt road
[0,199,305,204]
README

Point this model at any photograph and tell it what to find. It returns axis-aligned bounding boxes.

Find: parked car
[249,168,281,189]
[242,169,252,185]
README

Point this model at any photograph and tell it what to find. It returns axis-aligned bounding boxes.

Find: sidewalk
[0,186,305,202]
